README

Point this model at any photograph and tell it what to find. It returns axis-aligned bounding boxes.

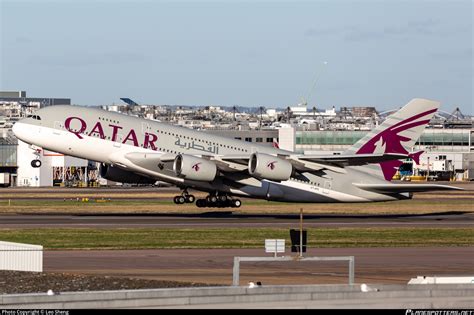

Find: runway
[44,247,474,285]
[0,182,471,202]
[1,211,473,228]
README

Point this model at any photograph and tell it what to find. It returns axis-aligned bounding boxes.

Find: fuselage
[13,105,404,203]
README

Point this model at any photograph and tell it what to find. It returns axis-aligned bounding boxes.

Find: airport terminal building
[0,131,17,186]
[277,127,474,180]
[0,90,70,107]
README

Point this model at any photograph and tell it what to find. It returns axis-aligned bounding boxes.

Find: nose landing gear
[31,147,42,168]
[31,159,42,168]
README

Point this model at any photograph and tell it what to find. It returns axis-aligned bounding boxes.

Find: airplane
[12,98,461,208]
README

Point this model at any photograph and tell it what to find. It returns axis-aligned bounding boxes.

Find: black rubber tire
[196,199,205,207]
[233,199,242,208]
[186,195,196,203]
[31,160,42,168]
[219,195,228,202]
[209,195,218,203]
[177,196,186,204]
[173,196,179,204]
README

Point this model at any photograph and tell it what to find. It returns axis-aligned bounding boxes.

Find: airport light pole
[259,106,264,129]
[427,156,430,181]
[300,207,303,258]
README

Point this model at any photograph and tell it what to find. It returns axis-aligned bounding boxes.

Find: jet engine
[99,163,156,184]
[173,154,217,182]
[248,152,293,181]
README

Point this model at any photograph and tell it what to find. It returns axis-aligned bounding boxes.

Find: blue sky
[1,0,472,113]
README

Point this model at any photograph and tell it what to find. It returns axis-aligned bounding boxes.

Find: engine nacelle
[173,154,217,182]
[248,153,293,181]
[99,163,156,184]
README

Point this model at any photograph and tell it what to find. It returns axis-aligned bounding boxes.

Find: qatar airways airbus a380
[12,98,460,208]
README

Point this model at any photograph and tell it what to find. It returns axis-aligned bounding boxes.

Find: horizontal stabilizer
[354,183,464,193]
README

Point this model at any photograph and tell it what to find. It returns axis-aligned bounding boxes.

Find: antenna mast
[300,61,328,107]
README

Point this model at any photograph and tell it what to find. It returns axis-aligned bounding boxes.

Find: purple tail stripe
[356,108,436,181]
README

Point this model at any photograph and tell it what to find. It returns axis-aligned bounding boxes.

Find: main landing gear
[195,194,241,208]
[173,190,196,205]
[173,189,242,208]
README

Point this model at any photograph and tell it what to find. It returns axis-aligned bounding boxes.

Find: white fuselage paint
[12,109,397,203]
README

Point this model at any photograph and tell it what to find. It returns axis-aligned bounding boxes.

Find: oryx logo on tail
[356,108,437,181]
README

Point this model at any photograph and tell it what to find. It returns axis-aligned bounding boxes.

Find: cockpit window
[27,115,41,120]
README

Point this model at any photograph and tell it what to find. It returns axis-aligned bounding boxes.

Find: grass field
[0,227,471,249]
[0,198,472,215]
[0,183,472,215]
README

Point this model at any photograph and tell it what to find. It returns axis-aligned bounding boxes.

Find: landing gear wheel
[196,199,207,208]
[174,196,186,204]
[185,195,195,203]
[31,159,42,168]
[177,196,186,204]
[218,195,228,203]
[208,195,218,203]
[232,199,242,208]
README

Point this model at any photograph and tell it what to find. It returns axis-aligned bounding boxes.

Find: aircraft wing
[118,152,249,177]
[284,153,409,174]
[295,153,409,167]
[216,155,253,171]
[106,152,184,185]
[353,183,464,193]
[111,151,412,183]
[217,153,409,174]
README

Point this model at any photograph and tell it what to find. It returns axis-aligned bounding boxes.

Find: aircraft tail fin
[120,98,139,106]
[344,98,440,181]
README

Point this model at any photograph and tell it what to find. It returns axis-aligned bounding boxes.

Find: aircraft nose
[12,122,28,142]
[12,122,20,137]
